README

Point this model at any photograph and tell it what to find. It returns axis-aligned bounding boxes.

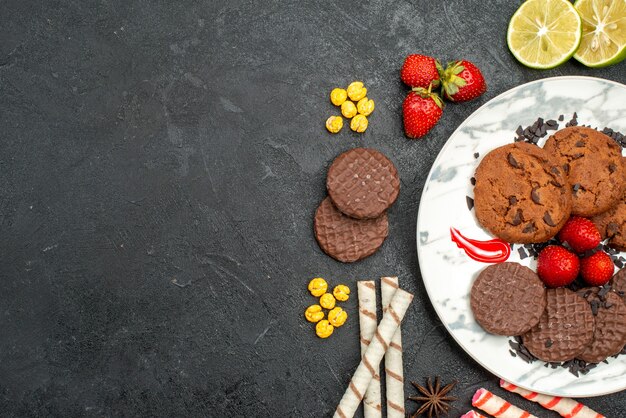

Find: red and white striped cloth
[500,379,605,418]
[472,388,537,418]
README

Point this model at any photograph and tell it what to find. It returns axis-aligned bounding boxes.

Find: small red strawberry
[580,251,614,286]
[440,60,486,102]
[402,87,443,139]
[400,54,440,89]
[557,216,601,253]
[537,245,580,288]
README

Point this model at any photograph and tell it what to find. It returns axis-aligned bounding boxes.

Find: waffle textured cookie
[543,126,624,217]
[470,262,547,336]
[313,197,388,263]
[522,288,594,362]
[610,268,626,304]
[326,148,400,220]
[473,142,571,243]
[576,288,626,363]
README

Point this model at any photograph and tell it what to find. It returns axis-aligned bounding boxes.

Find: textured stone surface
[0,0,625,416]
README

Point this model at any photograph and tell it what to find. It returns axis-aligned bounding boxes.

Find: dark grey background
[1,0,625,416]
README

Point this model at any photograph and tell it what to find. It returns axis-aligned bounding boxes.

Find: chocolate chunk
[562,163,570,174]
[572,152,584,159]
[543,212,556,227]
[550,180,563,188]
[531,187,541,204]
[470,177,476,186]
[466,196,474,210]
[545,339,553,348]
[474,152,480,159]
[523,222,537,233]
[573,183,581,192]
[518,247,528,259]
[609,163,617,173]
[511,209,523,226]
[508,153,520,168]
[509,196,518,205]
[550,166,560,175]
[559,115,564,121]
[575,140,585,147]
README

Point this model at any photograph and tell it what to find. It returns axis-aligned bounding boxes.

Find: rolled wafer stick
[472,388,538,418]
[460,411,488,418]
[334,288,414,418]
[357,281,382,417]
[500,379,605,418]
[380,276,405,417]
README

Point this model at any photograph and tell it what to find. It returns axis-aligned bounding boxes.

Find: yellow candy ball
[308,278,328,297]
[325,115,343,134]
[350,114,368,133]
[357,97,375,116]
[347,81,367,101]
[330,88,348,106]
[341,101,357,119]
[315,319,334,338]
[304,305,325,323]
[328,307,348,327]
[319,293,336,309]
[333,284,350,302]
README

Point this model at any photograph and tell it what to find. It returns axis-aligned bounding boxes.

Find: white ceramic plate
[416,76,626,397]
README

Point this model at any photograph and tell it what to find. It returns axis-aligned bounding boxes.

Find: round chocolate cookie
[592,158,626,251]
[576,288,626,363]
[314,197,388,263]
[326,148,400,220]
[470,262,546,336]
[543,126,624,217]
[610,268,626,304]
[522,288,594,362]
[473,142,571,244]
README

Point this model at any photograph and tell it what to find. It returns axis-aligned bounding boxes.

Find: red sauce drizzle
[450,227,510,263]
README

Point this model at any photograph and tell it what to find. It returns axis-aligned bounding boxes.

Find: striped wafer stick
[380,276,405,417]
[500,379,605,418]
[357,281,382,417]
[460,411,488,418]
[472,388,538,418]
[334,288,414,418]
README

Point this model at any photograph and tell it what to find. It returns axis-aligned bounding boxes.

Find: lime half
[507,0,582,69]
[574,0,626,67]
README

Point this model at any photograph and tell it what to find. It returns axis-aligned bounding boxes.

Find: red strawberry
[440,60,486,102]
[557,216,601,253]
[580,251,614,286]
[402,88,443,139]
[400,54,440,89]
[537,245,580,288]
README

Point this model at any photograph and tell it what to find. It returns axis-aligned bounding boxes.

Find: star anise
[408,376,457,418]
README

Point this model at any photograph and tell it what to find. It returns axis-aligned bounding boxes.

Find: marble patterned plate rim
[416,75,626,398]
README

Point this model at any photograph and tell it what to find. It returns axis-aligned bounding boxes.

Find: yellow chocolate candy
[330,88,348,106]
[319,293,336,309]
[325,115,343,134]
[350,114,368,133]
[347,81,367,101]
[304,304,325,323]
[328,307,347,327]
[308,278,328,297]
[341,101,357,119]
[333,284,350,301]
[316,319,334,338]
[357,97,375,116]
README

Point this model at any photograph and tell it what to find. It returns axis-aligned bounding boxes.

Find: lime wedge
[507,0,582,69]
[574,0,626,67]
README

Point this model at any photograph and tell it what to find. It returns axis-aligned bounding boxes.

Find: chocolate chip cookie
[543,126,624,217]
[592,158,626,251]
[473,142,571,243]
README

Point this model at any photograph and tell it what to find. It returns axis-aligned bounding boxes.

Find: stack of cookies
[473,126,625,245]
[471,262,626,365]
[314,148,400,263]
